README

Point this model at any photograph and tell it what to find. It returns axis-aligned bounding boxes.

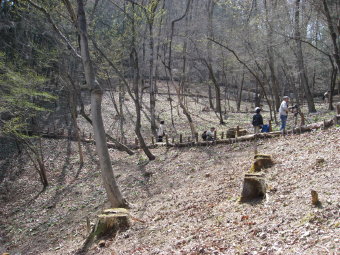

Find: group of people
[157,121,216,142]
[156,96,297,143]
[252,96,299,135]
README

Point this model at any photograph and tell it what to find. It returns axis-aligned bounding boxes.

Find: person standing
[279,96,289,134]
[157,120,166,142]
[252,107,263,134]
[322,91,329,103]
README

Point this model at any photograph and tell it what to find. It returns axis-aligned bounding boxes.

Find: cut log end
[311,190,320,206]
[250,155,274,172]
[240,173,266,202]
[93,208,130,239]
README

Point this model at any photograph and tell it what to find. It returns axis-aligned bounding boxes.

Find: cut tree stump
[250,154,274,172]
[240,173,266,202]
[226,127,247,138]
[82,208,130,251]
[93,208,130,238]
[311,190,320,206]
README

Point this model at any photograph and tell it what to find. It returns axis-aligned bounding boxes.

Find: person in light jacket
[279,96,289,134]
[157,120,166,142]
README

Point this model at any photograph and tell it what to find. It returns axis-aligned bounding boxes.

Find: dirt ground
[1,125,339,254]
[1,86,339,254]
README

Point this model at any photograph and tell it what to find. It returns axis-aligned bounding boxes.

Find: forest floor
[1,87,340,254]
[73,82,337,146]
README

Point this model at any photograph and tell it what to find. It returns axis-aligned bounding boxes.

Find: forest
[0,0,339,254]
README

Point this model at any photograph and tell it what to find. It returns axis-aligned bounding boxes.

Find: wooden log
[324,119,334,128]
[311,190,320,206]
[226,129,235,138]
[300,112,305,126]
[170,118,335,149]
[226,127,247,138]
[240,173,266,202]
[236,126,240,137]
[269,120,272,132]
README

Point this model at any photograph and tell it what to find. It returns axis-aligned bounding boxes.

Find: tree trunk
[77,0,126,208]
[294,0,316,113]
[329,67,337,111]
[237,72,245,112]
[69,87,84,165]
[207,0,215,110]
[323,0,340,74]
[25,139,48,189]
[264,0,280,111]
[167,0,196,136]
[149,21,157,137]
[119,82,125,139]
[205,61,224,124]
[130,2,155,160]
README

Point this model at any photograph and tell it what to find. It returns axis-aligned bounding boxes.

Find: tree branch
[26,0,81,59]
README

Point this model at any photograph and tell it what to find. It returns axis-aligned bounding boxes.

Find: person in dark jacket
[252,107,263,134]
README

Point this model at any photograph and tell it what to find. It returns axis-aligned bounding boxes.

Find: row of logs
[35,103,340,149]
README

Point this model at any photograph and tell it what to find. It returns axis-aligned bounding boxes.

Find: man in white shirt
[279,96,289,134]
[157,120,166,142]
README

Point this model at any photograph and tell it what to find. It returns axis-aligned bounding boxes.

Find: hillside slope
[0,127,339,254]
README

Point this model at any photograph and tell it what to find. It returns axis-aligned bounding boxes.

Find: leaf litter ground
[1,126,339,254]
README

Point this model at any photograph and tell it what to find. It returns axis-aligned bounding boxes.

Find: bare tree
[294,0,316,112]
[76,0,127,207]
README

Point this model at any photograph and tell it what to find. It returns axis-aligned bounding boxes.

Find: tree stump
[311,190,320,206]
[85,208,130,247]
[226,127,248,138]
[94,208,129,238]
[240,173,266,202]
[250,154,274,172]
